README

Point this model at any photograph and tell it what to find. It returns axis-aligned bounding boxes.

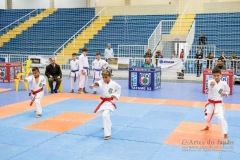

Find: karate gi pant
[102,110,112,137]
[70,76,79,90]
[32,91,44,115]
[79,73,88,89]
[204,103,228,135]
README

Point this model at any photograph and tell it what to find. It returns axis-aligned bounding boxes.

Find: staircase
[162,14,195,42]
[0,9,57,47]
[56,16,112,65]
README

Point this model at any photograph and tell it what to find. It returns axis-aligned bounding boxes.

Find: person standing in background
[155,50,163,66]
[196,49,203,77]
[180,49,184,59]
[205,52,214,69]
[199,33,207,45]
[69,53,79,93]
[78,47,90,94]
[104,43,114,75]
[229,51,238,73]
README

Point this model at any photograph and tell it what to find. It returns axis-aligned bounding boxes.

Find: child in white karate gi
[92,52,108,94]
[24,67,46,118]
[90,69,121,140]
[201,68,230,141]
[69,53,79,93]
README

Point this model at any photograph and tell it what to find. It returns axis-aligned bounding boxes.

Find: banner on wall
[157,58,183,72]
[28,55,52,67]
[107,58,118,70]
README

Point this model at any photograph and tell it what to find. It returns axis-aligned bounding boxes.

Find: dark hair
[72,53,77,56]
[212,68,221,74]
[82,47,88,52]
[96,52,101,56]
[218,58,223,61]
[32,67,39,72]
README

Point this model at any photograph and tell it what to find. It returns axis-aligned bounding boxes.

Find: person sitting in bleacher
[144,49,152,58]
[213,58,227,70]
[142,58,154,68]
[45,58,62,93]
[198,33,207,45]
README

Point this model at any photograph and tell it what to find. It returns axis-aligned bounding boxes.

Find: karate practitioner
[69,53,79,93]
[24,67,46,118]
[89,69,121,140]
[201,68,230,141]
[92,52,109,94]
[78,47,89,94]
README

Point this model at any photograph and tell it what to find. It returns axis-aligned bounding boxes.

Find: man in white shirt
[92,52,109,94]
[78,47,89,94]
[104,43,114,75]
[201,68,230,141]
[104,43,114,59]
[69,53,79,93]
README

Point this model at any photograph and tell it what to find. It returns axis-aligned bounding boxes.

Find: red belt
[94,97,116,113]
[29,87,43,106]
[205,99,222,123]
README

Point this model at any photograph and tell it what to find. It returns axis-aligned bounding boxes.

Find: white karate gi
[70,59,79,90]
[104,48,114,59]
[92,59,108,92]
[25,75,46,115]
[95,80,121,137]
[78,54,89,89]
[205,79,230,135]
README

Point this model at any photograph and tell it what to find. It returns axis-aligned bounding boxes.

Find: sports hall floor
[0,77,239,160]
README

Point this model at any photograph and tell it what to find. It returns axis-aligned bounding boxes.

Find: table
[0,62,22,83]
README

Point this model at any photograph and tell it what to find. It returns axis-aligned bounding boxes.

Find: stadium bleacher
[85,15,178,56]
[0,9,34,29]
[191,12,240,58]
[0,8,95,54]
[0,8,239,59]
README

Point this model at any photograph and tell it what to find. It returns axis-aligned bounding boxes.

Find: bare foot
[201,126,209,131]
[223,134,228,142]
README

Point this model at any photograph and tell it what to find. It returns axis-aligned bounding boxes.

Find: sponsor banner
[108,58,118,70]
[28,55,52,67]
[129,67,161,91]
[157,58,183,72]
[0,67,6,79]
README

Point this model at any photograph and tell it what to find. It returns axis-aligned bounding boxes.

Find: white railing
[0,9,38,35]
[148,21,162,52]
[53,7,106,56]
[2,54,240,80]
[117,45,148,58]
[186,45,216,59]
[0,54,9,62]
[185,20,195,58]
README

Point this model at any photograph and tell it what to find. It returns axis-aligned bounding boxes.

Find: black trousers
[196,63,202,76]
[48,78,61,91]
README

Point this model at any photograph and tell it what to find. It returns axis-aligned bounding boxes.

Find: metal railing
[117,45,148,58]
[148,21,162,52]
[2,54,239,81]
[0,9,38,36]
[185,20,195,58]
[53,7,106,56]
[187,45,216,59]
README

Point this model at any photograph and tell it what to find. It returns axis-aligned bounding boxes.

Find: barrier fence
[1,54,239,81]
